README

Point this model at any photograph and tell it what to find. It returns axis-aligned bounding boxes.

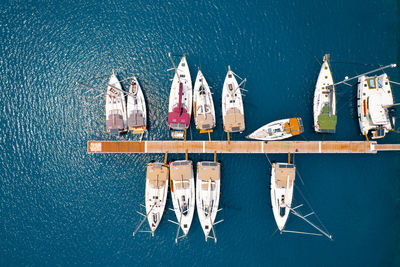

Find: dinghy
[222,66,245,133]
[168,55,192,133]
[271,162,296,231]
[196,161,221,242]
[105,71,127,135]
[127,75,147,134]
[145,162,169,235]
[193,70,216,132]
[170,160,195,236]
[247,117,304,141]
[313,54,337,133]
[357,73,395,139]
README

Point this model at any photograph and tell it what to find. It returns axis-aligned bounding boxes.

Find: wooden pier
[87,140,400,154]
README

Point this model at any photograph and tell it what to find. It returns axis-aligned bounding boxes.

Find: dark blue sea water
[1,0,399,266]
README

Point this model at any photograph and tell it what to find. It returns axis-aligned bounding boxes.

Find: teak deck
[87,140,400,154]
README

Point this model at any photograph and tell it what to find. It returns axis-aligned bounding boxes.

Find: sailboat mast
[289,207,333,240]
[333,63,396,87]
[168,52,182,84]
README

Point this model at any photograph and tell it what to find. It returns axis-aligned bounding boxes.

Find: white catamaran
[105,71,127,135]
[193,70,216,132]
[313,54,337,133]
[170,160,195,239]
[222,66,245,133]
[145,162,169,235]
[196,161,221,242]
[270,162,296,231]
[168,55,192,133]
[127,75,147,134]
[247,117,304,141]
[357,73,395,139]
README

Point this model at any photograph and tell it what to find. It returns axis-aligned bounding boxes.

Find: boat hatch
[228,84,233,91]
[109,87,120,97]
[180,74,185,78]
[109,128,120,135]
[372,127,386,138]
[280,207,286,217]
[378,79,383,88]
[367,78,376,89]
[183,202,189,215]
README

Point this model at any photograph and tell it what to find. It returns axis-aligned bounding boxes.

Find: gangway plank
[87,140,399,154]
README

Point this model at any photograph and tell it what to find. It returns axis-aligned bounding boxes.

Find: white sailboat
[193,70,216,132]
[270,162,296,231]
[196,161,221,242]
[247,117,304,141]
[168,55,192,132]
[313,54,337,133]
[357,73,395,139]
[222,66,245,133]
[105,71,127,135]
[127,75,147,134]
[170,160,195,238]
[145,162,169,235]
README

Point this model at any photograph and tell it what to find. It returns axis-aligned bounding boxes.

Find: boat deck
[198,162,221,181]
[87,140,400,154]
[275,164,296,187]
[170,161,193,181]
[147,163,169,186]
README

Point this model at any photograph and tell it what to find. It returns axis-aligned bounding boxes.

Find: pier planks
[85,140,399,154]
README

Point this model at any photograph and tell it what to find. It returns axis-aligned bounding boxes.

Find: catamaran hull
[357,74,393,139]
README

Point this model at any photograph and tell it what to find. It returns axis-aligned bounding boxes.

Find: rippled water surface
[1,0,399,266]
